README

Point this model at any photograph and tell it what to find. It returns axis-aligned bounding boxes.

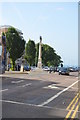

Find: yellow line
[66,93,79,110]
[65,97,79,118]
[71,103,79,118]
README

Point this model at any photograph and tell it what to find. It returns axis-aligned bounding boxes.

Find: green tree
[36,43,63,67]
[53,53,63,67]
[42,44,55,66]
[25,39,36,66]
[2,32,5,36]
[6,27,25,70]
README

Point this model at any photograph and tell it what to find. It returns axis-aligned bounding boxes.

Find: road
[0,70,79,119]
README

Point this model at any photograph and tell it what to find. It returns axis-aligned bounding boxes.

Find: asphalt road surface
[0,71,79,119]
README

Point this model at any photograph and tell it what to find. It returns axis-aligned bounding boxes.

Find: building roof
[0,25,23,34]
[0,25,12,29]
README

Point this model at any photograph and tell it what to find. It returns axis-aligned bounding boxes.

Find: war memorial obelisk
[37,36,42,69]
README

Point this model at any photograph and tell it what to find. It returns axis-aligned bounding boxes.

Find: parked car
[24,65,31,71]
[50,67,55,72]
[74,67,78,72]
[59,67,70,75]
[78,67,80,72]
[31,66,37,71]
[55,67,60,72]
[43,66,50,71]
[68,67,75,72]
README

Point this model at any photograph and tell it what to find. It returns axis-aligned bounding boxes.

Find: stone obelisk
[37,36,42,68]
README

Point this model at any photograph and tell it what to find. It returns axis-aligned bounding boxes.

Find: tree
[42,44,55,66]
[25,39,36,66]
[2,32,5,36]
[36,43,63,67]
[6,27,25,70]
[53,53,63,67]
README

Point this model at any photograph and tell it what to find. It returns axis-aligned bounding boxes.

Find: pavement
[0,70,79,119]
[5,70,30,74]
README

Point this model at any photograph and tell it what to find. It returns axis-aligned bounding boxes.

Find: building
[0,25,25,70]
[0,25,23,43]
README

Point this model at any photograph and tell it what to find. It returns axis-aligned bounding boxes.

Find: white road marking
[0,89,8,92]
[0,74,3,77]
[43,84,59,89]
[38,80,79,106]
[0,99,79,112]
[11,80,24,84]
[19,83,32,87]
[19,76,25,79]
[0,99,43,108]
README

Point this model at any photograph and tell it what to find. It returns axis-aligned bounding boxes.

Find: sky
[0,2,78,67]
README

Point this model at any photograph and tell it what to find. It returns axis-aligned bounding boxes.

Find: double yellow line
[65,92,80,119]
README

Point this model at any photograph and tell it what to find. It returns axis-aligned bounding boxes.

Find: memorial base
[37,58,42,68]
